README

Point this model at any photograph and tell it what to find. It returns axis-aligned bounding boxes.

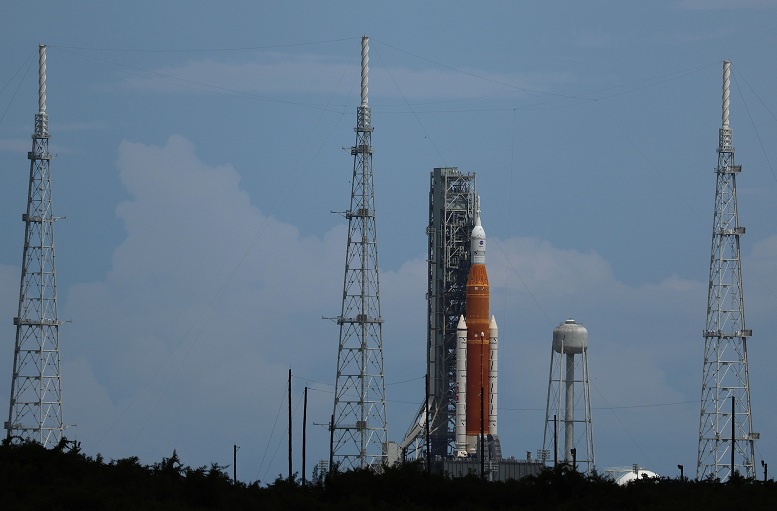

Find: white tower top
[722,60,730,130]
[38,44,46,115]
[471,205,486,265]
[361,36,369,107]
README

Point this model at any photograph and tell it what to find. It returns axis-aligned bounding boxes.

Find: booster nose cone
[471,211,486,264]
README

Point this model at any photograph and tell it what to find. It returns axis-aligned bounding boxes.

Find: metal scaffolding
[330,36,388,471]
[401,167,476,460]
[5,45,65,447]
[697,60,756,481]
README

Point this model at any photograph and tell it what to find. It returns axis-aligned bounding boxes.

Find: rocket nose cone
[457,315,467,330]
[471,206,485,239]
[471,202,486,263]
[471,223,486,264]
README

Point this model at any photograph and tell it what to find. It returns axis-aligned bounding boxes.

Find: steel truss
[5,45,65,447]
[330,37,388,471]
[697,60,755,481]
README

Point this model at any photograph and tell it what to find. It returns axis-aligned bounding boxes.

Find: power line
[371,38,596,102]
[56,47,343,113]
[49,37,357,53]
[0,48,36,127]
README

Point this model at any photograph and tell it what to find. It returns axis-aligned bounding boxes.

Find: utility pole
[328,414,334,475]
[233,444,239,483]
[288,369,292,482]
[302,387,307,485]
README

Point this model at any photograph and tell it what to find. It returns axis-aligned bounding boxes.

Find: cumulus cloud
[485,227,777,471]
[479,233,708,468]
[62,135,350,478]
[2,133,768,479]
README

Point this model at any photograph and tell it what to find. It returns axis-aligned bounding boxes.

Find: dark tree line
[1,439,776,510]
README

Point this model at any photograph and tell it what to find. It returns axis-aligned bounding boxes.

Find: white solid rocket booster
[456,315,468,456]
[489,315,498,437]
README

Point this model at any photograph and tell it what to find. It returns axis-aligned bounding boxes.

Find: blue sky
[1,1,776,482]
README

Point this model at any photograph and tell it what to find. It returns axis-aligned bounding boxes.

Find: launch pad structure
[400,168,540,481]
[402,167,477,459]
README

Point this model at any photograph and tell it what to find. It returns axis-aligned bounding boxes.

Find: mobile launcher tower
[400,167,501,460]
[402,168,478,460]
[401,169,541,481]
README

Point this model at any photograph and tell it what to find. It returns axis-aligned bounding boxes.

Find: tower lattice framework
[5,45,65,447]
[697,60,755,481]
[330,36,388,470]
[400,168,475,460]
[428,169,475,459]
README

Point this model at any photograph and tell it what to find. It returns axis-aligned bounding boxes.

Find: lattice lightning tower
[5,45,65,447]
[330,36,388,470]
[697,60,756,481]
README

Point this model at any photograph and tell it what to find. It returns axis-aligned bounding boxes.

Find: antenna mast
[330,36,388,470]
[5,44,65,446]
[697,60,756,480]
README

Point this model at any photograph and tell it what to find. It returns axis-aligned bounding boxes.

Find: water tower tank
[552,319,587,354]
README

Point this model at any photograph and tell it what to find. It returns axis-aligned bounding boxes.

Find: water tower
[542,319,594,474]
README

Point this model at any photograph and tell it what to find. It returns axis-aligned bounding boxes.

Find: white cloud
[120,52,573,103]
[490,237,618,298]
[4,133,766,479]
[675,0,777,9]
[477,233,708,470]
[122,53,352,96]
[61,135,349,476]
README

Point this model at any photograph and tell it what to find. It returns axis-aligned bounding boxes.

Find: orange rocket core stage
[465,262,490,436]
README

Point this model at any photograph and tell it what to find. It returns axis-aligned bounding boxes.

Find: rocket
[455,205,498,456]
